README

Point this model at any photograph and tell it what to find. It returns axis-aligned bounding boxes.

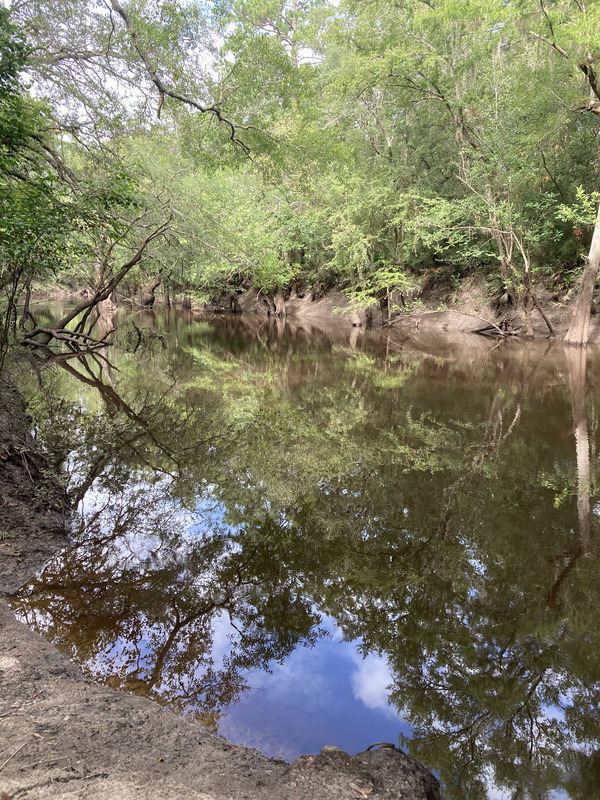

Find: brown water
[10,308,600,799]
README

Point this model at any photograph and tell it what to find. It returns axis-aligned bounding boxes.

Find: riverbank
[0,381,444,800]
[34,274,593,343]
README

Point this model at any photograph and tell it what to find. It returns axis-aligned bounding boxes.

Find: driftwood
[388,309,513,337]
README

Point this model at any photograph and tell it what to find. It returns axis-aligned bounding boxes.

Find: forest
[1,0,600,362]
[3,4,600,799]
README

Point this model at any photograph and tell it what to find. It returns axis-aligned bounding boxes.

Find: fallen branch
[389,309,510,336]
[23,218,170,350]
[531,292,555,336]
[0,741,29,773]
[21,755,70,771]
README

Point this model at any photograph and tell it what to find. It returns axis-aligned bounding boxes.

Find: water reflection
[9,311,600,799]
[16,482,323,732]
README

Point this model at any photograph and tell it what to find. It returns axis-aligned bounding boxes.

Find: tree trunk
[18,279,33,330]
[565,346,592,556]
[139,279,161,308]
[379,293,390,325]
[94,305,118,343]
[564,201,600,347]
[267,289,286,317]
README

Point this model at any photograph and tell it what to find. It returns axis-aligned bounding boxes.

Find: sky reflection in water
[9,309,600,799]
[212,612,407,762]
[77,482,407,762]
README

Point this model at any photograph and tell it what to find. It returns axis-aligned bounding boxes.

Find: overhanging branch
[107,0,250,155]
[23,217,171,349]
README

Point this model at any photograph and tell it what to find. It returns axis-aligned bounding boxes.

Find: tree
[0,8,75,365]
[525,0,600,345]
[316,0,599,333]
[1,0,259,354]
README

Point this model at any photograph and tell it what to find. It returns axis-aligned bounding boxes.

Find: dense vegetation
[3,6,600,794]
[1,0,600,361]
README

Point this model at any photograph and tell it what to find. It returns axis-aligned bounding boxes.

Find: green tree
[0,8,73,364]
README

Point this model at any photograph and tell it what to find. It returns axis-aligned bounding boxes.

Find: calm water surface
[10,308,600,799]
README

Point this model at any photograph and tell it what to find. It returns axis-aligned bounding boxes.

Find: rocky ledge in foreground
[0,379,444,799]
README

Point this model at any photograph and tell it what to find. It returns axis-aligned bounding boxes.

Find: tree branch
[578,60,600,101]
[528,31,569,60]
[107,0,250,155]
[23,218,171,348]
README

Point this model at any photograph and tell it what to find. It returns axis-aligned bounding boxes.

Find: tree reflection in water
[10,315,600,799]
[15,481,323,729]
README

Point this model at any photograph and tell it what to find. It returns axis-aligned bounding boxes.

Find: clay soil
[0,381,444,800]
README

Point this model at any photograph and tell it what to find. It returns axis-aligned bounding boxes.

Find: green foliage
[1,0,597,331]
[0,170,72,281]
[0,7,26,93]
[557,186,600,227]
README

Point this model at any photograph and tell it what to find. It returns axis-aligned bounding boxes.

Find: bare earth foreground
[0,381,443,800]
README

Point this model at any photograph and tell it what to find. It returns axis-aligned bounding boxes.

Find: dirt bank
[32,276,595,343]
[215,278,588,342]
[0,383,69,596]
[0,381,444,800]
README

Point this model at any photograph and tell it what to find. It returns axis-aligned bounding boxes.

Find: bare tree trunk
[139,279,161,308]
[547,347,593,605]
[565,346,592,555]
[94,306,118,343]
[18,278,34,330]
[267,289,286,317]
[379,293,390,325]
[94,241,117,311]
[564,202,600,347]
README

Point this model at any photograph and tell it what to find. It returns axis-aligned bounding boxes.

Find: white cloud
[349,652,398,719]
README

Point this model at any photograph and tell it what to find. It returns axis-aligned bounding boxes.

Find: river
[9,306,600,799]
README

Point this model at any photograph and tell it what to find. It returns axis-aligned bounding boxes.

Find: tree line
[1,0,600,361]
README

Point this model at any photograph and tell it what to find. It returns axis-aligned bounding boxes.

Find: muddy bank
[0,383,69,596]
[35,276,594,343]
[0,381,444,799]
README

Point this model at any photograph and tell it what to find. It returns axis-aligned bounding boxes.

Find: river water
[9,307,600,799]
